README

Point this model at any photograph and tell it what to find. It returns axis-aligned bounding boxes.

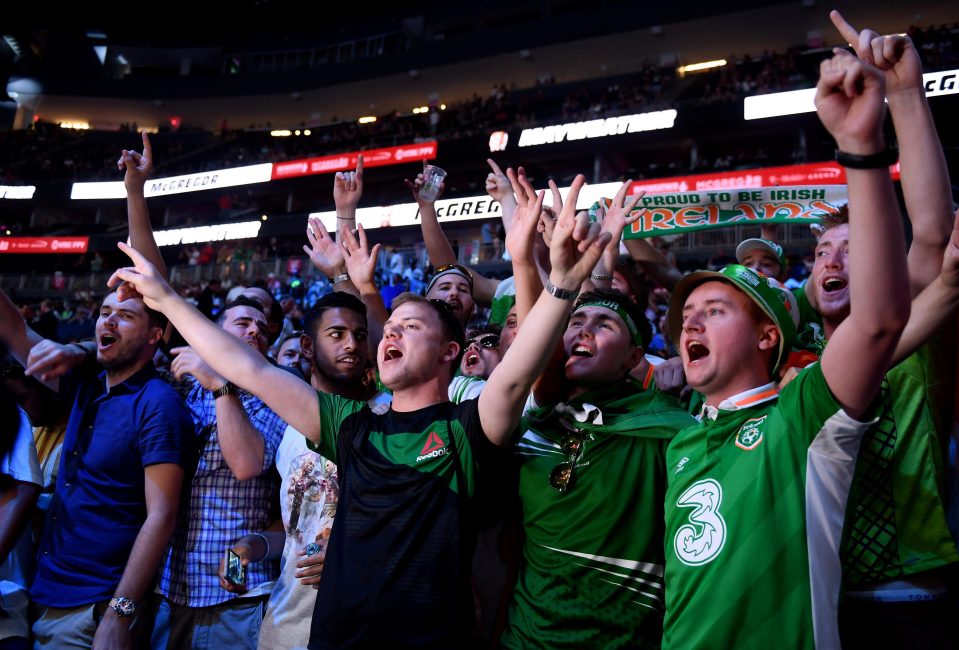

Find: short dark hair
[573,288,651,349]
[145,305,168,331]
[278,330,305,349]
[217,295,266,325]
[303,292,368,339]
[466,323,502,340]
[265,299,285,344]
[391,292,466,367]
[820,204,849,234]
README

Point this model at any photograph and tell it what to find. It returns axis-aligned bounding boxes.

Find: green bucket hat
[667,264,799,371]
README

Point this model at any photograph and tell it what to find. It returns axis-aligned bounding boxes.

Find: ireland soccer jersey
[502,380,695,648]
[663,363,871,650]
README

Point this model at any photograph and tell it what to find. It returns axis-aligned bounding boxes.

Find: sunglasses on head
[466,333,500,349]
[432,264,473,280]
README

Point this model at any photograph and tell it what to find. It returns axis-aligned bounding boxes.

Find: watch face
[112,598,136,616]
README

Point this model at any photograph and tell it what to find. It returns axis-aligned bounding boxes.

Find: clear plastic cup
[418,165,447,202]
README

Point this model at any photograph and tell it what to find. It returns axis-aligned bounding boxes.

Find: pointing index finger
[830,10,860,46]
[141,131,152,159]
[117,240,148,268]
[486,158,504,177]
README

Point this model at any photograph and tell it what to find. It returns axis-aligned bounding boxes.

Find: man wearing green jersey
[501,288,694,648]
[106,175,611,648]
[798,15,959,647]
[661,50,911,650]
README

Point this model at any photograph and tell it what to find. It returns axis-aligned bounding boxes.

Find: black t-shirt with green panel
[306,392,501,649]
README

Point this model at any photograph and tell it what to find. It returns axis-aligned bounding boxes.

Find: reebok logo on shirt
[416,431,448,463]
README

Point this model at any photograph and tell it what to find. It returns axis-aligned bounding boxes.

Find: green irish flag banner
[589,185,847,239]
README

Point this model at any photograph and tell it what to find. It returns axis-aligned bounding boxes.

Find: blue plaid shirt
[158,379,286,607]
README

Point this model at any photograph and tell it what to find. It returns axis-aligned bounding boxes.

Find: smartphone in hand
[224,548,245,586]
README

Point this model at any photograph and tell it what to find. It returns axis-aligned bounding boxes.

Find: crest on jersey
[734,415,767,450]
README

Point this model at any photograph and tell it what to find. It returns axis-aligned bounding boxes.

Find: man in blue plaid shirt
[152,297,287,649]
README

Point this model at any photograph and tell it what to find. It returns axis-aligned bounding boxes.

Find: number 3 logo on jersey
[674,478,727,566]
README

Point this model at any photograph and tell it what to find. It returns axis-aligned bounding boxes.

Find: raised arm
[304,216,359,298]
[340,224,387,351]
[831,11,954,295]
[506,171,566,406]
[815,51,910,420]
[0,289,41,368]
[480,175,612,445]
[0,289,67,391]
[119,132,166,278]
[623,238,683,291]
[169,346,266,481]
[583,183,645,292]
[407,163,501,302]
[505,168,547,326]
[109,244,321,442]
[332,155,363,245]
[485,158,518,232]
[891,207,959,364]
[407,162,457,266]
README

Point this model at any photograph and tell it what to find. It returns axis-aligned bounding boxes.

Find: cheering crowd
[1,12,958,650]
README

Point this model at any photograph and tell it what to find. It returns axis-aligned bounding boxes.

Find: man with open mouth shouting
[502,287,693,648]
[106,172,611,648]
[0,284,193,650]
[660,48,911,650]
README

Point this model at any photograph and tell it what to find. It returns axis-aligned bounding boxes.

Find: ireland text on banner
[589,186,848,239]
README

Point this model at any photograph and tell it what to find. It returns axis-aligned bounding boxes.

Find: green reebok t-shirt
[306,393,503,648]
[663,363,870,650]
[502,380,695,649]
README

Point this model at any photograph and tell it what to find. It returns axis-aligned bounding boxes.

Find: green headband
[574,299,644,347]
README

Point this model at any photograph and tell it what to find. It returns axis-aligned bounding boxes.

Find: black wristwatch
[834,147,898,169]
[108,597,137,617]
[212,382,237,399]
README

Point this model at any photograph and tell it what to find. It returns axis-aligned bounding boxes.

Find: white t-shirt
[0,408,42,641]
[258,394,390,650]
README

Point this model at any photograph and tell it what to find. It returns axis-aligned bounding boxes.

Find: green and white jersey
[841,346,959,586]
[488,276,516,326]
[663,363,870,650]
[448,375,485,404]
[793,283,825,354]
[502,380,695,649]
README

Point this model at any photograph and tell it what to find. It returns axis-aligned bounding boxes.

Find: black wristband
[834,148,898,169]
